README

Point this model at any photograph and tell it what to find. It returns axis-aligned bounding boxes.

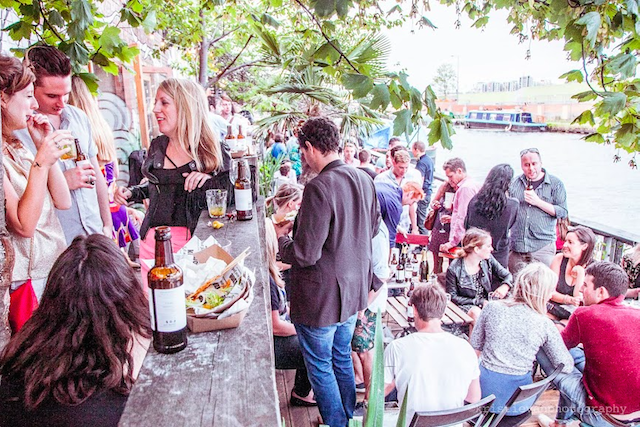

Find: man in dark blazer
[276,117,380,427]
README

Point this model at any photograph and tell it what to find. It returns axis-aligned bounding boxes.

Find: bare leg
[352,351,364,385]
[358,351,373,400]
[467,306,481,337]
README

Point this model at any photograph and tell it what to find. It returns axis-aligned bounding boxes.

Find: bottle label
[149,285,187,332]
[235,188,252,211]
[396,269,405,282]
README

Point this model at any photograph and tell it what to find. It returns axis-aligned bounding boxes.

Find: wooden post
[133,52,150,149]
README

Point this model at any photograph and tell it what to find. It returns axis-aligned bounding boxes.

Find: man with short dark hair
[509,148,567,273]
[439,158,479,253]
[357,150,377,180]
[537,261,640,427]
[384,283,480,423]
[17,45,112,243]
[411,140,434,234]
[275,117,380,427]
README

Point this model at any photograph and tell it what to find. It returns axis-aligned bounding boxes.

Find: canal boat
[463,110,547,132]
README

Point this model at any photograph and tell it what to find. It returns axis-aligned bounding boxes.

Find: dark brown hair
[443,157,467,173]
[566,225,596,267]
[25,45,72,84]
[410,282,447,321]
[585,261,629,298]
[299,117,340,154]
[0,234,152,409]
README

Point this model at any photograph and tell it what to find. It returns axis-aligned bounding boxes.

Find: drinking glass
[206,189,227,218]
[59,137,76,160]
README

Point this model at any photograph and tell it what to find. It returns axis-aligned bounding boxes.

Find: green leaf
[261,13,280,28]
[393,109,413,138]
[46,10,65,27]
[472,16,489,28]
[71,0,94,29]
[439,114,454,149]
[312,0,336,17]
[77,72,99,93]
[572,110,596,126]
[417,16,437,30]
[428,117,441,145]
[341,73,373,98]
[559,69,584,83]
[363,308,384,427]
[597,92,627,116]
[575,11,601,48]
[395,385,409,427]
[65,41,90,67]
[370,83,390,111]
[269,0,282,7]
[584,132,605,143]
[606,53,637,79]
[335,0,351,18]
[99,26,123,53]
[6,21,32,41]
[142,9,157,32]
[386,4,402,15]
[615,123,637,147]
[572,90,598,102]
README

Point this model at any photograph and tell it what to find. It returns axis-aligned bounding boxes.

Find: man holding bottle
[15,45,112,243]
[509,148,567,273]
[275,117,380,427]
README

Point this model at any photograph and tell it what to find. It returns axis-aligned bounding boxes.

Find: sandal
[290,391,317,407]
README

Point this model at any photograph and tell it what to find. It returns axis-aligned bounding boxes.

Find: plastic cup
[444,192,454,209]
[206,189,227,218]
[59,137,77,160]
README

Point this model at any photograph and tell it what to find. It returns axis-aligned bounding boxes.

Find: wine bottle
[148,226,188,354]
[235,159,253,221]
[419,248,429,282]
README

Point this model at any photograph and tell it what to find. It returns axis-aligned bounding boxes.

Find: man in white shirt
[384,283,480,426]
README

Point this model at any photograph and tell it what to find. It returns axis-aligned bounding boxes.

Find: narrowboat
[463,110,547,132]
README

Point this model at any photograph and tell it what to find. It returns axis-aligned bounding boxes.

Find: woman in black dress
[465,163,518,269]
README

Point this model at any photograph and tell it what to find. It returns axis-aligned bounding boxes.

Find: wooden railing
[431,175,638,264]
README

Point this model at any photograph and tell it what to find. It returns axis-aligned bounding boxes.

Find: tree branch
[211,35,254,85]
[36,0,65,42]
[292,0,360,74]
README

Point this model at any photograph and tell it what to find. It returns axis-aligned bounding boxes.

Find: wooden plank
[447,301,473,325]
[120,203,280,427]
[386,299,410,329]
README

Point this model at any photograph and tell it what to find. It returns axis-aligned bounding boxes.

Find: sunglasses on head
[520,148,540,157]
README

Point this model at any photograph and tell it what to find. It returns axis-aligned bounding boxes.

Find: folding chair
[408,394,496,427]
[483,364,564,427]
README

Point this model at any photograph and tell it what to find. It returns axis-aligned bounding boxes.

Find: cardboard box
[187,307,248,333]
[185,243,251,333]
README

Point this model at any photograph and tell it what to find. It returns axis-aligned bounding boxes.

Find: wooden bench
[385,294,473,337]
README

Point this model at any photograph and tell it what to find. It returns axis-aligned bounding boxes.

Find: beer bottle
[148,226,188,354]
[406,282,415,323]
[235,159,253,221]
[74,138,86,162]
[237,125,246,152]
[419,248,429,282]
[225,124,236,151]
[395,255,405,284]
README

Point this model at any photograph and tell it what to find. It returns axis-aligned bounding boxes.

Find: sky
[381,2,581,92]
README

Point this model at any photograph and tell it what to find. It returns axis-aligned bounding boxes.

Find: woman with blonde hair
[471,263,574,417]
[265,219,315,407]
[1,54,70,332]
[114,78,230,285]
[68,76,141,267]
[445,228,512,326]
[266,183,303,225]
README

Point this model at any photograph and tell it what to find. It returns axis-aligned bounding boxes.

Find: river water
[429,128,640,238]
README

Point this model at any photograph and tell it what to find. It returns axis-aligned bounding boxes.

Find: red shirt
[562,296,640,415]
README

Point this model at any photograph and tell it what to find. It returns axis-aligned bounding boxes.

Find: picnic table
[119,204,280,427]
[385,290,473,337]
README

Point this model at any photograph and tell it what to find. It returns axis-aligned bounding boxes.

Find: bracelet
[32,161,42,168]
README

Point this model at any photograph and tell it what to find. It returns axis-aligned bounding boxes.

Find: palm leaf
[364,308,385,427]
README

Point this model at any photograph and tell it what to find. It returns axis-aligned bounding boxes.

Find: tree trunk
[0,114,13,350]
[197,8,210,88]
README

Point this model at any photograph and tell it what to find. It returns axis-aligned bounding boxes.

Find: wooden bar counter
[119,202,280,426]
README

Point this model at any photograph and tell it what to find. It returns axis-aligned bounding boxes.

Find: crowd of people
[1,45,639,427]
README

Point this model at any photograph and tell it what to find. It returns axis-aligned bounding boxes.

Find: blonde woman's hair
[453,228,491,259]
[68,76,117,163]
[508,263,557,315]
[157,78,221,173]
[266,183,303,211]
[264,218,285,288]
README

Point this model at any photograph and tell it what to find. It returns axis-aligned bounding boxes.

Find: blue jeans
[537,348,612,427]
[295,314,358,427]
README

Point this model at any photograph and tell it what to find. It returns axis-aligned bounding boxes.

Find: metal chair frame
[408,394,496,427]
